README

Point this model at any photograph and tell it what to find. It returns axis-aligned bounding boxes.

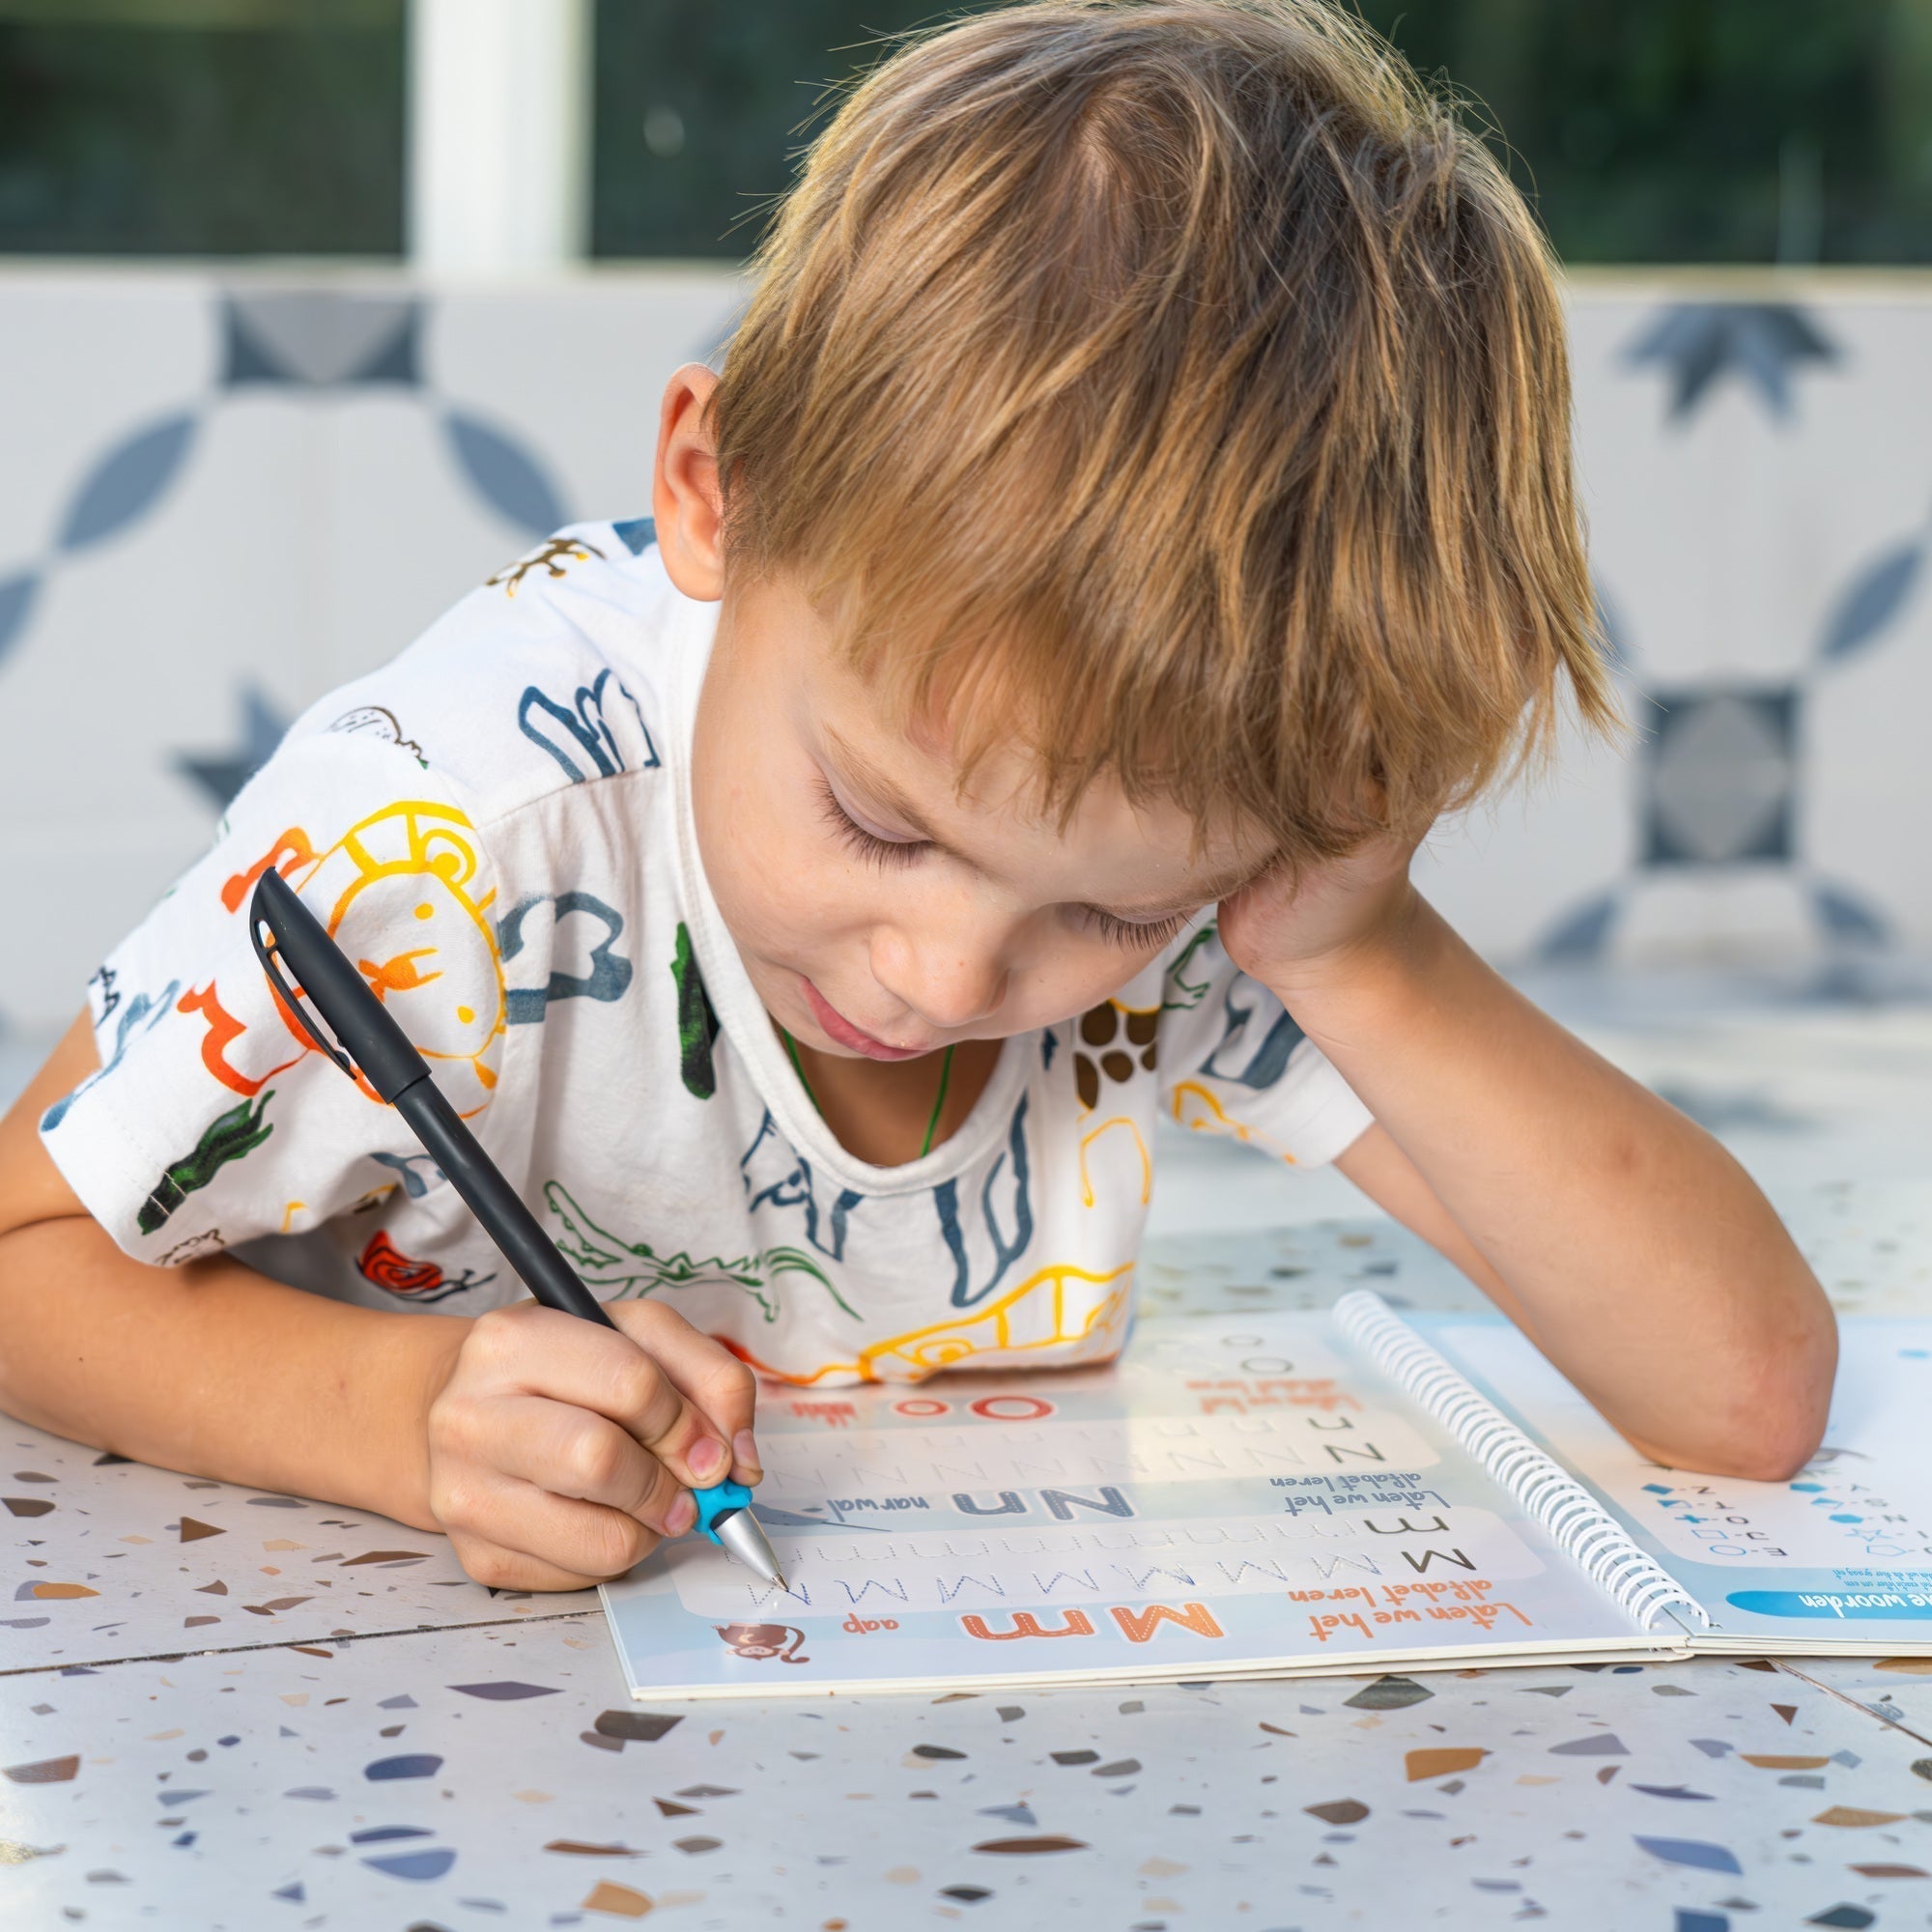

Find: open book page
[599,1312,1673,1701]
[1417,1317,1932,1652]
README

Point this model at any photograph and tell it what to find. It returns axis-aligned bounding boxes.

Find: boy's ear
[653,362,725,602]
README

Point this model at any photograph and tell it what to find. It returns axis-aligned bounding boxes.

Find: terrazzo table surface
[7,1187,1932,1931]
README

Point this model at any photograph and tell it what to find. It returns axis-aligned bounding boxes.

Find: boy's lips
[801,979,927,1061]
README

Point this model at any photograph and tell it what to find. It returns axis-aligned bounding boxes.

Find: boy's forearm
[0,1010,462,1531]
[1268,895,1836,1479]
[0,1214,463,1529]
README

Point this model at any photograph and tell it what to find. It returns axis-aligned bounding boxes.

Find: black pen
[247,867,785,1589]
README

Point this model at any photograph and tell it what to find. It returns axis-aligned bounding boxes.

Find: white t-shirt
[42,523,1374,1385]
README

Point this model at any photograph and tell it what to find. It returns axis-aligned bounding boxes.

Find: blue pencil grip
[692,1478,753,1545]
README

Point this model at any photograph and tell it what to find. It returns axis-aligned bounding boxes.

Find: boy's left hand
[1214,832,1421,997]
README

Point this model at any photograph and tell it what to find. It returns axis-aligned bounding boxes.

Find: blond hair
[710,0,1614,858]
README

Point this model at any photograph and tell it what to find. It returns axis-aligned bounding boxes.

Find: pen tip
[714,1505,787,1594]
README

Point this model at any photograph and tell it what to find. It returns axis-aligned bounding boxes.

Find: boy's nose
[870,927,1008,1034]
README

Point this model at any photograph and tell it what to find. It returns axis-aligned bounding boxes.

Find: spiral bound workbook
[1404,1305,1932,1656]
[599,1291,1932,1700]
[600,1294,1932,1699]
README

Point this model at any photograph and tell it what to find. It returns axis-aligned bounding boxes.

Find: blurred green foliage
[1364,0,1932,264]
[0,1,404,255]
[593,0,1932,265]
[1,0,1929,262]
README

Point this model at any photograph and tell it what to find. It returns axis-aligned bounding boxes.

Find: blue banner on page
[1727,1590,1932,1621]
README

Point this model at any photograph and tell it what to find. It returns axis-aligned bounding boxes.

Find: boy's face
[692,567,1272,1061]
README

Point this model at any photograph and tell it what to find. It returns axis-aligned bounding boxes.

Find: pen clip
[248,894,357,1082]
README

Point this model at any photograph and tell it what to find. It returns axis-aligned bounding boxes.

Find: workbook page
[1420,1317,1932,1651]
[599,1313,1667,1699]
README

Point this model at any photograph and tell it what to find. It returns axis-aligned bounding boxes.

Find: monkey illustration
[714,1621,810,1663]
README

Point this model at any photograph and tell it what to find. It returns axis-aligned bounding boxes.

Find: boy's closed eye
[813,769,926,869]
[812,770,1197,950]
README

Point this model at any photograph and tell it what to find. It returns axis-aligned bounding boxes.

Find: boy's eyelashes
[816,774,926,869]
[813,775,1193,950]
[1075,905,1192,950]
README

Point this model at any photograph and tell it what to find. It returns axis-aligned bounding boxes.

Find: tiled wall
[2,267,1929,1037]
[1419,280,1932,978]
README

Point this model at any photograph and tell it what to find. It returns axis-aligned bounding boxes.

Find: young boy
[0,0,1833,1595]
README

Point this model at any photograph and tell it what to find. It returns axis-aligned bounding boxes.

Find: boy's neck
[776,1023,1002,1166]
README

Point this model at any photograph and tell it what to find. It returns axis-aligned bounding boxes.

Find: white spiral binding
[1333,1290,1709,1633]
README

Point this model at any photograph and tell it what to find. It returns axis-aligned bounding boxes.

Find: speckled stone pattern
[4,1619,1928,1929]
[6,1184,1932,1929]
[1,1430,592,1671]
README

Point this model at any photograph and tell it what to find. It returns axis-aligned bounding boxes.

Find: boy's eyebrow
[823,728,945,842]
[824,728,1274,920]
[1107,862,1272,920]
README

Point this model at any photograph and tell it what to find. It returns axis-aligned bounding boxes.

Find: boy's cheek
[1000,933,1161,1040]
[746,846,863,957]
[711,824,1151,1040]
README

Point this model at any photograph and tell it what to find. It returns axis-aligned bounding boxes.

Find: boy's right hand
[422,1296,762,1592]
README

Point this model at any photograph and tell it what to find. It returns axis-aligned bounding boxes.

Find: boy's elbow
[1707,1409,1827,1485]
[1637,1303,1836,1484]
[1738,1295,1838,1480]
[1635,1400,1826,1486]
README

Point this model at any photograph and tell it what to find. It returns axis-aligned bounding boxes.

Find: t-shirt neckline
[660,576,1028,1199]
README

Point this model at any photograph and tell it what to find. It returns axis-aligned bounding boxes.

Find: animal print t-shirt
[41,523,1374,1385]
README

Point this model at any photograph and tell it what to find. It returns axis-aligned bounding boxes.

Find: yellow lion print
[206,800,505,1118]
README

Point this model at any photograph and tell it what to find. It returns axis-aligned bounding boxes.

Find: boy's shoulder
[282,517,691,833]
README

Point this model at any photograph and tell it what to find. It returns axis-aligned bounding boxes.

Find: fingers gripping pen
[247,867,787,1591]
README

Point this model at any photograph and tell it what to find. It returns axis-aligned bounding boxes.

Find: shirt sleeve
[40,725,511,1267]
[1152,921,1374,1168]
